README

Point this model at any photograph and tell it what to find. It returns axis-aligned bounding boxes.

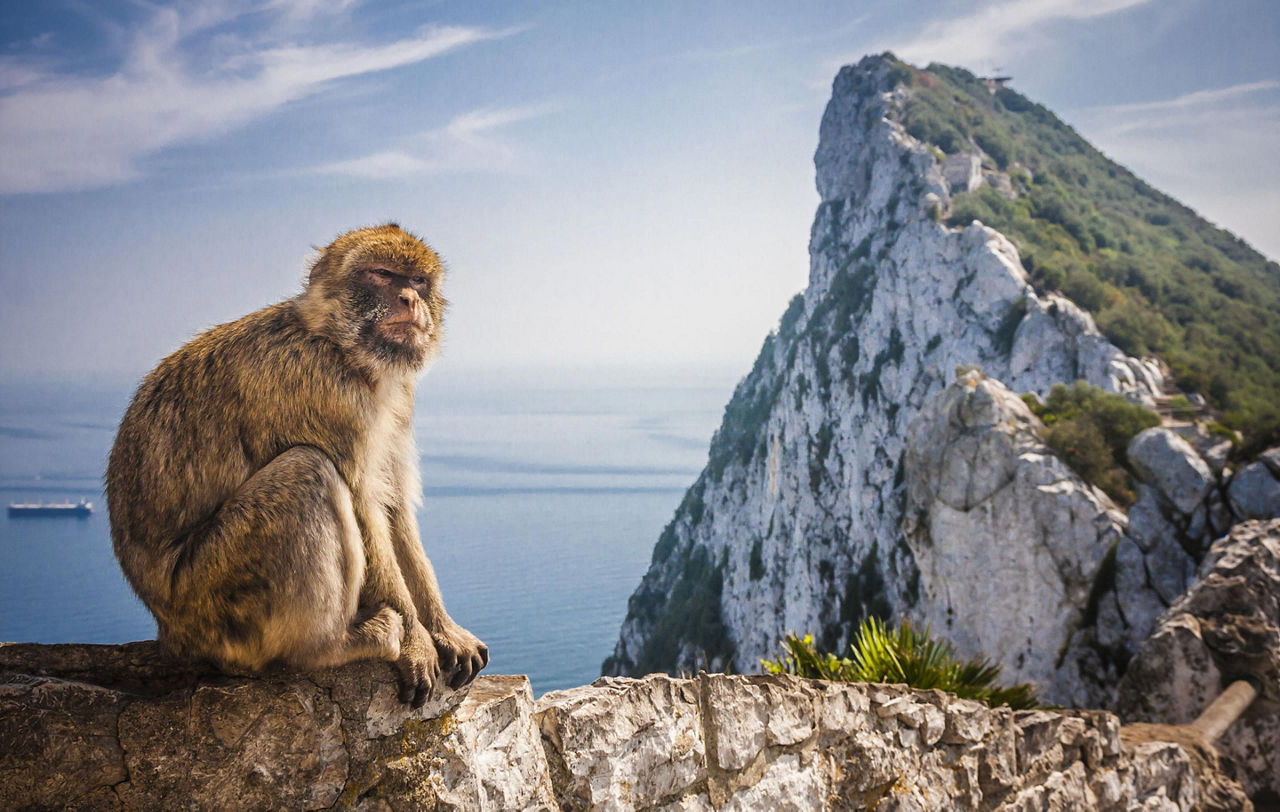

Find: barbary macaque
[107,224,486,706]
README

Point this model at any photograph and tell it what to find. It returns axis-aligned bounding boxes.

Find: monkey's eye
[371,267,394,279]
[413,275,428,286]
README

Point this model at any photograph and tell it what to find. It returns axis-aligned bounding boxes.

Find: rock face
[605,54,1163,688]
[0,643,1251,811]
[1116,518,1280,801]
[901,371,1127,705]
[1081,438,1276,693]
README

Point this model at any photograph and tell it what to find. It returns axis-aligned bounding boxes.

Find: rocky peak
[606,54,1163,683]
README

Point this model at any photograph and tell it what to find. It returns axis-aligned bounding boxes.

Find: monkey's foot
[431,622,489,690]
[395,621,440,709]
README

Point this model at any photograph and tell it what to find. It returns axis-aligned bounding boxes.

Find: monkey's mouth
[378,318,427,342]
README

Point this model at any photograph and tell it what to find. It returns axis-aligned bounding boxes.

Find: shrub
[973,126,1014,169]
[761,619,1039,709]
[1045,419,1110,485]
[1025,381,1160,507]
[1207,421,1239,444]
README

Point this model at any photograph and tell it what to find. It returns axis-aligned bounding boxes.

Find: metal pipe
[1189,680,1258,743]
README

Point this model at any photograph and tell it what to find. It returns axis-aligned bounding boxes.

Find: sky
[0,0,1277,382]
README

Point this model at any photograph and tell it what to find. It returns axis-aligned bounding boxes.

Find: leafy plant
[761,618,1039,709]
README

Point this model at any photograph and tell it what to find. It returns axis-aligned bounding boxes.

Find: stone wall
[1,643,1249,810]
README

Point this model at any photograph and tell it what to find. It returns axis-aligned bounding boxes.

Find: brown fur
[107,224,487,706]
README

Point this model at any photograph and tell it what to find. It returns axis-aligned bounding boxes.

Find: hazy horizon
[2,1,1276,380]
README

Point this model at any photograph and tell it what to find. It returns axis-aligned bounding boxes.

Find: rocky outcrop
[898,377,1277,710]
[606,53,1163,685]
[1128,430,1215,518]
[1116,518,1280,801]
[1083,437,1277,687]
[0,643,1251,810]
[901,371,1127,706]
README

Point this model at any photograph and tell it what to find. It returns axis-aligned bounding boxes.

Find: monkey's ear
[307,251,332,286]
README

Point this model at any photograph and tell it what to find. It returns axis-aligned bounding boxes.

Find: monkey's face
[350,263,439,370]
[303,224,447,375]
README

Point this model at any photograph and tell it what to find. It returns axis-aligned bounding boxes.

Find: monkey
[106,223,487,707]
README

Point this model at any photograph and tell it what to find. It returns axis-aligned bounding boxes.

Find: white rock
[1260,447,1280,476]
[1128,429,1214,516]
[1226,461,1280,520]
[536,675,705,810]
[903,373,1125,702]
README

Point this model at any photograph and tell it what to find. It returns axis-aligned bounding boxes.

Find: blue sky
[1,0,1277,381]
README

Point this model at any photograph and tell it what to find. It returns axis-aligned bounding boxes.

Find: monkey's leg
[164,445,401,672]
[309,604,403,669]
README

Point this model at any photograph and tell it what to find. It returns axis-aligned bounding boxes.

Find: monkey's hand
[431,621,489,690]
[395,621,440,708]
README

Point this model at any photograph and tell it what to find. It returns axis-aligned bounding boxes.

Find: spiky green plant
[761,618,1039,709]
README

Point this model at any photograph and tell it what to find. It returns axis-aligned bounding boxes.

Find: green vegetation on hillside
[887,56,1280,445]
[1022,381,1161,506]
[602,536,735,677]
[762,619,1039,709]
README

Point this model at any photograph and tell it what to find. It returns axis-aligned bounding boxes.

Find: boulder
[1226,461,1280,520]
[1259,447,1280,477]
[1128,428,1215,517]
[903,371,1126,705]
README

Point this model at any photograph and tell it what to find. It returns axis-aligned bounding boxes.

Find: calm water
[0,366,736,694]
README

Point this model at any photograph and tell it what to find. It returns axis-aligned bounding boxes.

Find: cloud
[872,0,1153,70]
[0,5,513,194]
[1081,80,1280,122]
[1071,79,1280,166]
[314,105,554,178]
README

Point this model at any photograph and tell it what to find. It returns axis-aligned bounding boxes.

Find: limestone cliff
[0,642,1251,810]
[604,54,1163,691]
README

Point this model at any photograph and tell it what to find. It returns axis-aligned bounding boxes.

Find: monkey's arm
[389,503,489,689]
[354,503,445,706]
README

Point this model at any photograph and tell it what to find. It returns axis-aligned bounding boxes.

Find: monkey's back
[106,299,367,609]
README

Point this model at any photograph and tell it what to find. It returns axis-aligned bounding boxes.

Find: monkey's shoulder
[124,300,411,459]
[140,302,349,397]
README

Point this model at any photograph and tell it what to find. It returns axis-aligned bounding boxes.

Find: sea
[0,365,739,695]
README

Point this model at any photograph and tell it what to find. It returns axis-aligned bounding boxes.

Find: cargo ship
[7,498,93,518]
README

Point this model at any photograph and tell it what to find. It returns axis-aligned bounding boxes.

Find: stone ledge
[0,643,1250,810]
